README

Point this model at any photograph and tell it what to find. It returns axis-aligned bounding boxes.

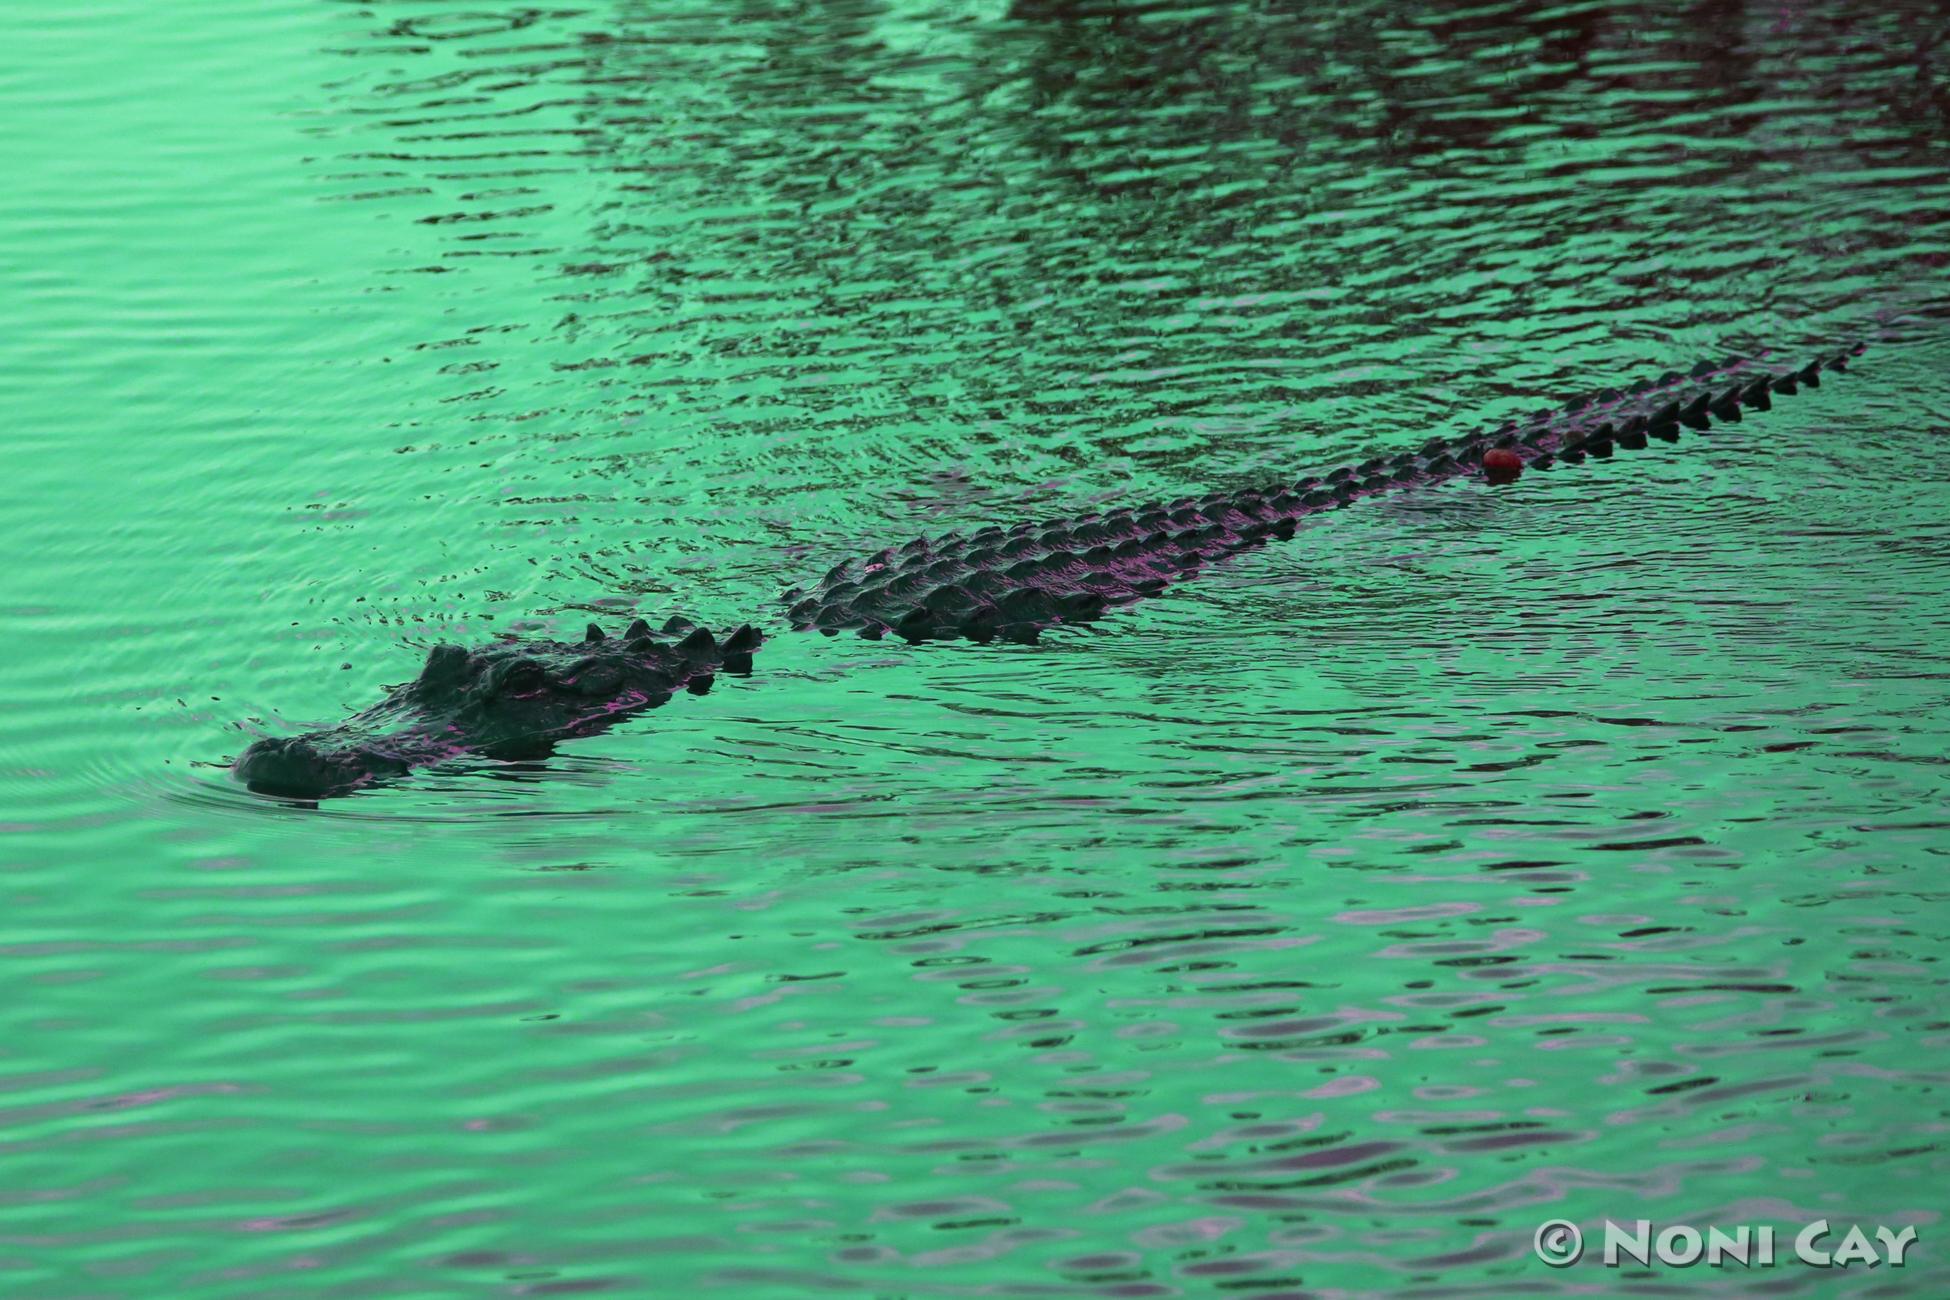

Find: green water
[6,0,1949,1294]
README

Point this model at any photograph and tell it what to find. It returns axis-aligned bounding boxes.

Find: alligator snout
[233,735,406,799]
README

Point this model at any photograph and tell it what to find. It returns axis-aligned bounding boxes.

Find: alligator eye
[568,658,623,696]
[497,660,546,695]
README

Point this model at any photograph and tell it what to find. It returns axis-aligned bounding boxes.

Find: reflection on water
[4,0,1948,1295]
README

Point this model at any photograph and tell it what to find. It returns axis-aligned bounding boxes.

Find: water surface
[5,1,1949,1295]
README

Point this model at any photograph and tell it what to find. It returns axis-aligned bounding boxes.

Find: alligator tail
[788,344,1866,645]
[1298,342,1868,499]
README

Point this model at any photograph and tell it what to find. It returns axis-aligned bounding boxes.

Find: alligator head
[233,617,760,799]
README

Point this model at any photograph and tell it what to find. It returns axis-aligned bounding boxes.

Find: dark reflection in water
[336,0,1946,497]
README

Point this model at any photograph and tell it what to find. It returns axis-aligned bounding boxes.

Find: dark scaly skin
[784,345,1866,645]
[233,345,1861,798]
[232,617,759,798]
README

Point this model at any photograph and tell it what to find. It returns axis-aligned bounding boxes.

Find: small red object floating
[1482,448,1523,485]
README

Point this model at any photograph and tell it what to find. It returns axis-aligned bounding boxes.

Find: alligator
[232,344,1863,799]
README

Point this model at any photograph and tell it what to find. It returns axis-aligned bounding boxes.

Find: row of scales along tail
[775,344,1865,648]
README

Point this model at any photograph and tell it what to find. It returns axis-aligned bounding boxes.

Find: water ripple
[4,0,1949,1295]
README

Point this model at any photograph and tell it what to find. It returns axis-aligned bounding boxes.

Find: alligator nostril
[236,736,296,771]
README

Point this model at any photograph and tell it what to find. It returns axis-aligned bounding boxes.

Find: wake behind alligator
[233,344,1863,799]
